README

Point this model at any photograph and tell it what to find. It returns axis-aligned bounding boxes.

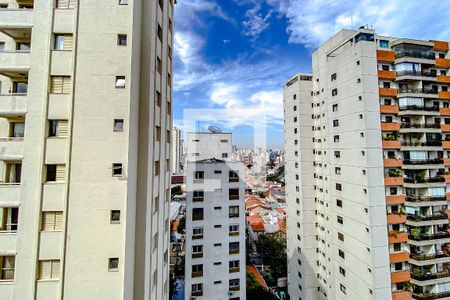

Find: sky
[173,0,450,148]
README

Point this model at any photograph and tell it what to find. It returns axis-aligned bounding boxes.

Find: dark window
[110,210,121,223]
[192,208,204,221]
[338,249,345,259]
[46,165,57,182]
[331,73,337,81]
[336,199,342,207]
[157,24,163,41]
[112,163,123,176]
[117,34,127,46]
[383,82,390,88]
[229,188,239,200]
[332,104,338,112]
[333,119,339,127]
[332,88,338,96]
[336,183,342,191]
[229,206,239,218]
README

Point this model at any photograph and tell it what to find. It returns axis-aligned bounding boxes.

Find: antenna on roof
[208,125,222,133]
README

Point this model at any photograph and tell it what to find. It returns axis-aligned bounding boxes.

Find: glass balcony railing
[398,88,438,94]
[411,270,450,281]
[399,105,440,112]
[410,252,450,261]
[409,231,450,241]
[407,212,448,222]
[396,70,436,77]
[395,51,436,60]
[403,176,445,183]
[403,158,443,165]
[400,123,441,129]
[406,195,446,202]
[413,291,450,300]
[401,141,442,147]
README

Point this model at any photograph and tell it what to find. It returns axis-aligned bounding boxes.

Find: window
[110,210,120,223]
[337,199,342,207]
[293,94,297,100]
[50,76,71,94]
[332,104,338,112]
[154,161,160,176]
[112,163,123,176]
[380,40,389,48]
[334,135,339,142]
[192,264,203,277]
[222,153,228,158]
[214,280,221,284]
[156,90,161,106]
[54,34,73,50]
[115,76,126,88]
[46,164,65,182]
[229,171,239,182]
[293,105,297,111]
[229,188,239,200]
[156,57,162,73]
[0,256,15,280]
[56,0,75,8]
[382,64,390,71]
[229,206,239,218]
[0,207,18,232]
[338,249,345,259]
[192,208,204,221]
[38,260,60,280]
[213,262,222,266]
[338,232,344,241]
[220,139,228,143]
[331,73,337,81]
[192,283,203,295]
[383,82,390,88]
[340,284,346,294]
[229,260,239,271]
[229,242,239,254]
[393,243,401,252]
[193,190,204,202]
[337,216,343,224]
[335,167,341,174]
[117,34,127,46]
[118,0,128,4]
[214,206,221,210]
[48,120,68,138]
[192,245,203,255]
[332,88,338,96]
[158,0,163,10]
[113,119,124,132]
[41,211,63,231]
[294,116,297,122]
[157,24,163,41]
[357,78,361,83]
[214,170,222,174]
[229,225,239,235]
[334,151,340,158]
[194,171,204,180]
[155,126,161,141]
[333,119,339,127]
[229,278,240,289]
[192,227,203,238]
[108,258,119,271]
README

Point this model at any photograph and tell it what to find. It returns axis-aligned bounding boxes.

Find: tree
[247,270,277,300]
[171,185,182,199]
[256,234,287,278]
[177,216,185,234]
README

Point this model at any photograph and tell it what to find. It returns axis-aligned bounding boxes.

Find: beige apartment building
[284,28,450,300]
[0,0,174,299]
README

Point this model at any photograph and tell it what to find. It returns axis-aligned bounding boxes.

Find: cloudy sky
[173,0,450,148]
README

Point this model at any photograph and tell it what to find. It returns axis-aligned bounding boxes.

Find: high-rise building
[0,1,175,299]
[184,132,246,300]
[284,28,450,300]
[172,126,182,174]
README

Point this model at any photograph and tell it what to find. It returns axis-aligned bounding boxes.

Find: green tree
[256,234,287,278]
[246,270,277,300]
[177,216,185,234]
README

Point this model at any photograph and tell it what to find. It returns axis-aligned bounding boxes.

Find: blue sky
[173,0,450,148]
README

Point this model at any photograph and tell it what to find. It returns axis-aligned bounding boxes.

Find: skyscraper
[0,1,174,299]
[184,132,246,300]
[285,28,450,300]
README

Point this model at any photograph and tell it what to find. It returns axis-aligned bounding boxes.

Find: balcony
[379,87,398,97]
[413,291,450,300]
[384,158,403,167]
[378,70,396,80]
[388,231,408,243]
[440,107,450,116]
[443,141,450,149]
[409,232,450,242]
[380,105,399,114]
[387,213,406,224]
[431,40,449,52]
[399,105,440,116]
[385,176,404,186]
[410,252,450,266]
[381,122,400,131]
[411,270,450,285]
[0,8,33,28]
[439,91,450,100]
[0,94,27,116]
[0,50,30,70]
[386,195,406,205]
[435,58,450,68]
[383,140,401,149]
[0,183,20,203]
[401,140,442,149]
[395,51,436,60]
[441,124,450,132]
[406,211,448,223]
[437,75,450,84]
[389,251,409,263]
[392,290,412,300]
[391,270,411,283]
[377,49,395,62]
[0,138,23,160]
[403,176,445,188]
[396,70,437,81]
[398,88,438,98]
[402,158,444,170]
[400,123,441,133]
[406,195,446,203]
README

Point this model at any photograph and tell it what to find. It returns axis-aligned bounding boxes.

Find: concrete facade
[284,29,450,300]
[0,0,174,299]
[172,126,182,174]
[184,132,246,300]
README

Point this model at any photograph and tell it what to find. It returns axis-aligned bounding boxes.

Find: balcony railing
[399,105,440,112]
[411,270,450,281]
[396,70,436,77]
[413,291,450,300]
[406,195,446,202]
[409,231,450,241]
[395,51,436,60]
[407,212,448,222]
[410,252,450,261]
[400,123,441,129]
[403,176,445,184]
[403,158,443,165]
[398,88,438,95]
[401,141,442,147]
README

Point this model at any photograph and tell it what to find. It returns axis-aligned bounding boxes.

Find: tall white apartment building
[285,28,450,300]
[172,126,182,174]
[185,132,246,300]
[0,1,175,299]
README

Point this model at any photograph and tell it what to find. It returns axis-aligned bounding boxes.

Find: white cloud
[242,3,272,39]
[267,0,450,48]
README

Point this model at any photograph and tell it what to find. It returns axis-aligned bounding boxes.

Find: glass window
[380,40,389,48]
[54,35,65,50]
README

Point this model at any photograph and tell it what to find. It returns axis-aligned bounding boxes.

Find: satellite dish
[208,125,222,133]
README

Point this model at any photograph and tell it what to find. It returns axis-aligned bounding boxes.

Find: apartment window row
[193,170,239,181]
